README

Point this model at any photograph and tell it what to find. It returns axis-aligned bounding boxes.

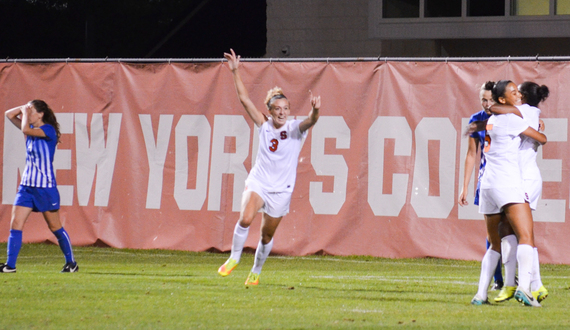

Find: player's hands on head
[23,102,33,116]
[223,48,240,71]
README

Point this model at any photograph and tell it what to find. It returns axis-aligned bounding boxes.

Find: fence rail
[3,56,570,63]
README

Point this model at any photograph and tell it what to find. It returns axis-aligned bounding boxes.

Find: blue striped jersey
[21,124,58,188]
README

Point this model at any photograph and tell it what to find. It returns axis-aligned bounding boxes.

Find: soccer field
[1,244,569,329]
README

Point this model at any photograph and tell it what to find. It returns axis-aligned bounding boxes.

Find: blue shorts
[14,185,60,212]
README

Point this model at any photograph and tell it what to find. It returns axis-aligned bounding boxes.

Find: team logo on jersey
[280,131,287,140]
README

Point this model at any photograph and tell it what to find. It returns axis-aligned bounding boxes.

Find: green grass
[0,244,569,329]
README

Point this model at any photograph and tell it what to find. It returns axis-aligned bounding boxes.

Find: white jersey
[247,118,307,193]
[480,113,529,189]
[516,104,542,181]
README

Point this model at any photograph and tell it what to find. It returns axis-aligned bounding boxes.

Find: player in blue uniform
[1,100,78,273]
[458,81,504,290]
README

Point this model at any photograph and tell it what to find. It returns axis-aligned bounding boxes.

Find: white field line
[310,275,477,286]
[273,256,474,268]
[342,308,384,314]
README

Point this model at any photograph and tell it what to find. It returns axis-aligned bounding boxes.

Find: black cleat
[0,263,16,273]
[491,280,504,291]
[61,262,79,273]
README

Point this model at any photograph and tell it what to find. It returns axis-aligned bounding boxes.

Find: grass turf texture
[0,244,569,329]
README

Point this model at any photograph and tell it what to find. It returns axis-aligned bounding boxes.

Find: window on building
[557,0,570,14]
[425,0,461,17]
[467,0,505,16]
[514,0,550,15]
[383,0,420,18]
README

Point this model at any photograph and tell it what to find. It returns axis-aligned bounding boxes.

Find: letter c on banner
[368,116,412,216]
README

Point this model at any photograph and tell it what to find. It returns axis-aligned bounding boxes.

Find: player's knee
[238,217,253,228]
[261,234,273,245]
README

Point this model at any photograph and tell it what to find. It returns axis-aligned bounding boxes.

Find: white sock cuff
[488,249,501,259]
[235,223,249,235]
[501,234,517,243]
[518,244,533,253]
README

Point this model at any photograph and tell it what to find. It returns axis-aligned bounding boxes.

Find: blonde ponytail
[264,86,287,109]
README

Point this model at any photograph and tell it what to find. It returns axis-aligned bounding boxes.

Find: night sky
[0,0,267,59]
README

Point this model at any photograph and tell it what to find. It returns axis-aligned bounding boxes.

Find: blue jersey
[468,110,490,205]
[21,124,58,188]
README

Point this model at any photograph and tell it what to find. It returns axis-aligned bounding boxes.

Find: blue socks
[7,229,23,268]
[53,227,75,264]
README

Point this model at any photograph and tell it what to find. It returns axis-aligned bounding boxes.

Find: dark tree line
[0,0,266,59]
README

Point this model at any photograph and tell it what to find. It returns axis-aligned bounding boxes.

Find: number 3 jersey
[480,113,529,190]
[248,118,308,193]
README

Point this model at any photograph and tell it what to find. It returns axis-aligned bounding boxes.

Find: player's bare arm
[299,92,320,133]
[458,137,479,206]
[489,104,522,117]
[224,49,266,127]
[522,127,547,145]
[5,105,24,129]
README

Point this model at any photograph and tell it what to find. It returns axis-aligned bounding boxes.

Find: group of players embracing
[459,80,550,307]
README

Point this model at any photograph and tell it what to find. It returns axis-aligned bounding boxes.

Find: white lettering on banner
[410,118,456,219]
[53,113,74,206]
[75,113,122,207]
[207,115,250,212]
[368,116,412,216]
[1,114,567,224]
[535,118,567,222]
[309,116,350,215]
[140,114,173,209]
[174,115,211,210]
[2,119,26,204]
[457,117,484,220]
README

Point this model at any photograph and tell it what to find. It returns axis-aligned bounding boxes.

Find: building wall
[265,0,570,58]
[265,0,438,58]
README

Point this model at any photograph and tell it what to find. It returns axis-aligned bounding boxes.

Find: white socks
[531,247,543,291]
[501,234,518,287]
[516,244,534,292]
[230,223,250,263]
[252,239,274,274]
[476,249,501,300]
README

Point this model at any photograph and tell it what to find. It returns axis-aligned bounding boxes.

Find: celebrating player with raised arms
[217,49,320,286]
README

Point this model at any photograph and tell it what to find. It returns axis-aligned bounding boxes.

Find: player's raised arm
[5,105,24,129]
[224,49,266,127]
[299,92,320,133]
[489,104,522,117]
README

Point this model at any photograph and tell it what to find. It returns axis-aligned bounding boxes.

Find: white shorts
[523,179,542,211]
[243,179,292,218]
[479,187,529,215]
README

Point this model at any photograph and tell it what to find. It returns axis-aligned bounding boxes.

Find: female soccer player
[471,80,546,307]
[458,81,504,290]
[488,82,549,304]
[1,101,78,273]
[217,49,320,286]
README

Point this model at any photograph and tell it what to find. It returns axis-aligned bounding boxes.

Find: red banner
[1,60,568,263]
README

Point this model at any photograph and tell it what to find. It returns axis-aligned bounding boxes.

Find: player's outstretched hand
[223,49,240,72]
[309,91,321,110]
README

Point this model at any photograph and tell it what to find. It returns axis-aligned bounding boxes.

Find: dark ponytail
[491,80,513,104]
[30,100,61,142]
[519,81,549,107]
